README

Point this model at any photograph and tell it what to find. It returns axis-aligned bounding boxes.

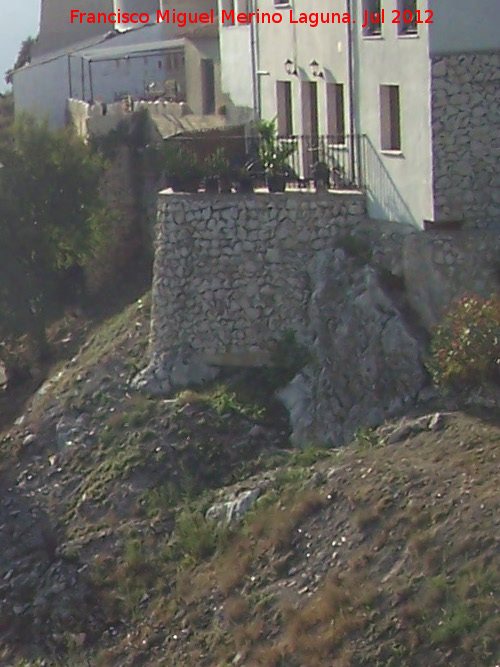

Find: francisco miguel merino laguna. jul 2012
[70,9,360,28]
[69,7,434,27]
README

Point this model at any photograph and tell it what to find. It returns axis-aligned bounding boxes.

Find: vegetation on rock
[0,283,498,666]
[427,294,500,388]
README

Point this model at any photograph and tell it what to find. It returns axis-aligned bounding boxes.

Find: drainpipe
[68,54,73,98]
[89,59,94,102]
[249,0,260,119]
[346,0,357,185]
[81,57,85,100]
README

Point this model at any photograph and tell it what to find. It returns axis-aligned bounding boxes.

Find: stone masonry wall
[150,192,366,358]
[431,52,500,224]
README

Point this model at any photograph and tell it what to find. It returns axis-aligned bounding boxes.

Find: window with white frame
[380,85,401,151]
[363,0,382,36]
[398,0,418,35]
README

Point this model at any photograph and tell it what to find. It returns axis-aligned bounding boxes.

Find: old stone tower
[33,0,161,57]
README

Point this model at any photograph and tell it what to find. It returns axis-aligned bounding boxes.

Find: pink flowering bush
[426,294,500,388]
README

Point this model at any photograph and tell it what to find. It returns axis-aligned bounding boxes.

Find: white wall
[230,0,433,225]
[218,24,254,112]
[429,0,500,55]
[255,0,349,138]
[14,56,70,127]
[14,24,188,126]
[83,49,185,103]
[14,46,184,126]
[353,0,434,226]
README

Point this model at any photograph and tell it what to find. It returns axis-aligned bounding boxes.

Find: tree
[0,115,106,367]
[5,36,36,85]
[0,93,14,154]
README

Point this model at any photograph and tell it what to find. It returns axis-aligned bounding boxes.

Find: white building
[218,0,500,227]
[13,0,222,126]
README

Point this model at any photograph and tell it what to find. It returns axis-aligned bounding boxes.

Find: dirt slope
[0,293,499,667]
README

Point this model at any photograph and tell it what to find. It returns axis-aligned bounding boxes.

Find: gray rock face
[205,488,261,524]
[0,488,101,648]
[56,413,91,450]
[131,344,219,396]
[280,250,427,447]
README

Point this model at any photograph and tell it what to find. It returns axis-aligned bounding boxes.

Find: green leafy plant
[204,147,231,178]
[255,118,297,177]
[426,294,500,388]
[174,507,227,561]
[0,114,107,361]
[163,142,202,192]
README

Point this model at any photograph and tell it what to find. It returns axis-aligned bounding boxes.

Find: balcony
[246,134,364,191]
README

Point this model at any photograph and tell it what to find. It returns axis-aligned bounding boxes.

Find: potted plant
[234,160,255,193]
[312,160,330,192]
[203,147,232,194]
[203,150,220,194]
[163,143,203,193]
[256,119,297,193]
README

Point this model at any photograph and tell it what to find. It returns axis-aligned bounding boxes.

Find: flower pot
[218,175,232,194]
[314,177,329,193]
[266,174,286,193]
[204,177,219,194]
[235,176,254,194]
[174,178,200,193]
[312,163,330,193]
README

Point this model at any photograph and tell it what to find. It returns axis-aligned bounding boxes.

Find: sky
[0,0,40,92]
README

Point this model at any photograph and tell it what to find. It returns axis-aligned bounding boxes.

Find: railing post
[356,134,362,189]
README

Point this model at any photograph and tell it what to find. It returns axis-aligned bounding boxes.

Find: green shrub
[426,294,500,388]
[175,507,222,561]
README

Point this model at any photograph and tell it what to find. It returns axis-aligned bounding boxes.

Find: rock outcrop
[279,250,427,447]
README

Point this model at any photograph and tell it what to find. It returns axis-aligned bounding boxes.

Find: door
[201,58,215,115]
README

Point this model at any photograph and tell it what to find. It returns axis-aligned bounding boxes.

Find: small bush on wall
[426,294,500,388]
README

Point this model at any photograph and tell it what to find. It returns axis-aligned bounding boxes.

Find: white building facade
[218,0,500,227]
[13,0,221,126]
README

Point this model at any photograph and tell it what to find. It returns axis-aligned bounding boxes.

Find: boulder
[205,488,261,525]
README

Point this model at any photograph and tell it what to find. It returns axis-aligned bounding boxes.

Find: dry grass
[248,489,326,551]
[3,275,500,667]
[216,536,254,594]
[234,619,265,649]
[224,594,249,623]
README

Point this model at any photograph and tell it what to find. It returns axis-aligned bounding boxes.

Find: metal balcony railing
[246,134,364,190]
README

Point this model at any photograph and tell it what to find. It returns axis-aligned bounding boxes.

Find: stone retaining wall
[151,192,366,357]
[404,229,500,330]
[431,52,500,225]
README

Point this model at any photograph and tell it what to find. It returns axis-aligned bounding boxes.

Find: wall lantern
[284,58,297,76]
[309,59,324,78]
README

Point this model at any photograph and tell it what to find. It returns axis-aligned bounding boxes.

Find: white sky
[0,0,40,92]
